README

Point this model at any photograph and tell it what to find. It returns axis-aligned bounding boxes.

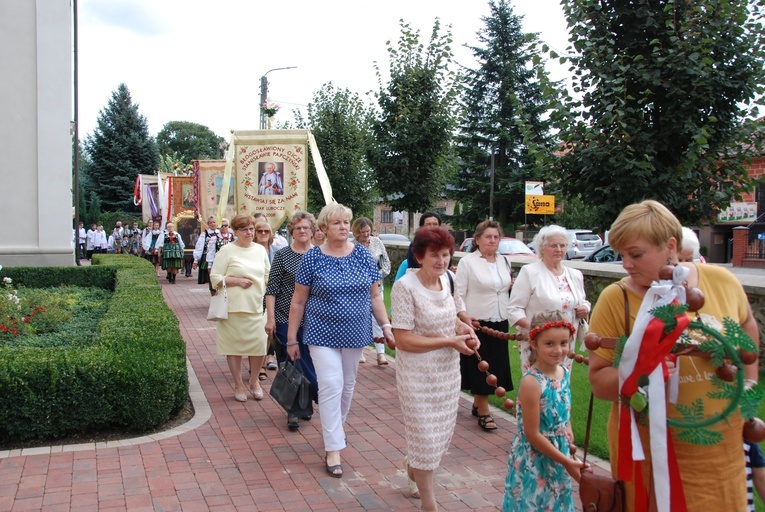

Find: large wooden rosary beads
[471,321,519,410]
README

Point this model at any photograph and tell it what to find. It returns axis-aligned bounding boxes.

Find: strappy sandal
[478,414,498,431]
[403,456,420,499]
[258,369,268,381]
[471,405,478,417]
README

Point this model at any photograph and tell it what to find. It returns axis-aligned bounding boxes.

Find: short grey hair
[532,225,570,258]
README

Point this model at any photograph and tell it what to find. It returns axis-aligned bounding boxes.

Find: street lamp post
[259,66,297,129]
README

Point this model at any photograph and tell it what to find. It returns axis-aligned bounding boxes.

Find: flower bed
[0,255,188,444]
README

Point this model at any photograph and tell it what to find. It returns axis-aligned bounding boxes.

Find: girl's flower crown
[528,320,575,341]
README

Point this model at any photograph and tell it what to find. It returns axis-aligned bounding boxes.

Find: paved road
[0,269,610,511]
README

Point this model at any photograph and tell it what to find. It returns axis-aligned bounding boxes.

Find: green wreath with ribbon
[611,303,763,445]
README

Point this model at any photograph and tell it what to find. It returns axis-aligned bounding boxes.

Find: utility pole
[489,149,495,221]
[259,66,297,129]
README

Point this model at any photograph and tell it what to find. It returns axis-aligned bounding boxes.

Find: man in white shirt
[77,222,86,260]
[86,223,97,259]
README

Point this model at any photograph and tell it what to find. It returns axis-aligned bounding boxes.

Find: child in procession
[502,310,586,512]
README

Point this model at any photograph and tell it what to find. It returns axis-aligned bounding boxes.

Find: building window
[381,210,393,224]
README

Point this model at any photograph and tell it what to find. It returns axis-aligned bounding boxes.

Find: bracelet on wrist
[286,342,299,346]
[381,323,392,329]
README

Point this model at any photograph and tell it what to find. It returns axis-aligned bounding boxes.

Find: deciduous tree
[156,121,225,165]
[84,84,158,212]
[553,0,765,227]
[294,83,376,218]
[367,20,459,232]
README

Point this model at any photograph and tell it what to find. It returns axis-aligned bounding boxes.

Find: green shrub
[0,255,188,444]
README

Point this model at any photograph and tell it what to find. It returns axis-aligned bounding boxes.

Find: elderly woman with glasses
[507,225,590,373]
[265,211,319,431]
[209,214,271,403]
[287,203,394,478]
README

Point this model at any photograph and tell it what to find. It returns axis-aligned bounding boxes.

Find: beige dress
[391,271,464,470]
[209,243,270,356]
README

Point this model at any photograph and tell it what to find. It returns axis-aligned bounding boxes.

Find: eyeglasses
[293,226,311,231]
[256,229,271,234]
[221,224,229,227]
[237,227,255,232]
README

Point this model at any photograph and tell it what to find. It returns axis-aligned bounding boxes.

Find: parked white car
[565,229,603,259]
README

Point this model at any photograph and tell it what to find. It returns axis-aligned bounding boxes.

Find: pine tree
[450,0,557,230]
[84,84,158,212]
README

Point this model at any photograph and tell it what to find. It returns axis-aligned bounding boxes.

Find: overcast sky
[76,0,571,139]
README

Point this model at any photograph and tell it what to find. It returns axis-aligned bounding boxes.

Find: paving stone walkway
[0,270,610,511]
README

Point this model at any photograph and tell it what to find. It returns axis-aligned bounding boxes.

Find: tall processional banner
[218,129,333,232]
[194,159,237,227]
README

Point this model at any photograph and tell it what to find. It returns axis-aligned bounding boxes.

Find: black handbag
[269,359,312,417]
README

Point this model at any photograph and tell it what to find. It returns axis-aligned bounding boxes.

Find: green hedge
[0,255,188,443]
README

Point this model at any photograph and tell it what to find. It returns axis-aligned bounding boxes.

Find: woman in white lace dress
[391,226,480,511]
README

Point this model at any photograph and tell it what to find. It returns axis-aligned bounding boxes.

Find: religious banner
[219,130,332,232]
[525,194,555,215]
[194,160,236,227]
[172,176,195,217]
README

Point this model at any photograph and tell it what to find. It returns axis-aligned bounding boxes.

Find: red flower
[0,325,7,332]
[11,328,18,336]
[291,180,297,186]
[22,317,29,323]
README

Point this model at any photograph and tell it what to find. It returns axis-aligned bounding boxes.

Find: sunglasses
[221,224,229,227]
[256,229,271,234]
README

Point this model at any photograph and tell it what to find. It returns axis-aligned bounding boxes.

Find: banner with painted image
[219,130,309,232]
[194,160,236,226]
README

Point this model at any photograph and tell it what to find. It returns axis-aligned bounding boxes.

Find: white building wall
[0,0,74,266]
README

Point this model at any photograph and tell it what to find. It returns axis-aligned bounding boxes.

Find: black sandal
[288,416,299,431]
[324,456,343,478]
[258,369,268,381]
[478,414,498,431]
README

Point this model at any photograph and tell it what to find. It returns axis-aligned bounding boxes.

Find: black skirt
[460,319,513,395]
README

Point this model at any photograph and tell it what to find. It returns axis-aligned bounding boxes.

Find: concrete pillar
[0,0,74,266]
[732,226,749,267]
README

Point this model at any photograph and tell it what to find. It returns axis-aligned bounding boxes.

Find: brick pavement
[0,270,610,511]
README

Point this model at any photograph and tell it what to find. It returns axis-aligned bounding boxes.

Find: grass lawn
[383,282,765,509]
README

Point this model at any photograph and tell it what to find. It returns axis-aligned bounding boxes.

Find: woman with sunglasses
[254,219,279,377]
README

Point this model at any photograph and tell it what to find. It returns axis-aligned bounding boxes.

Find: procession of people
[73,201,761,512]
